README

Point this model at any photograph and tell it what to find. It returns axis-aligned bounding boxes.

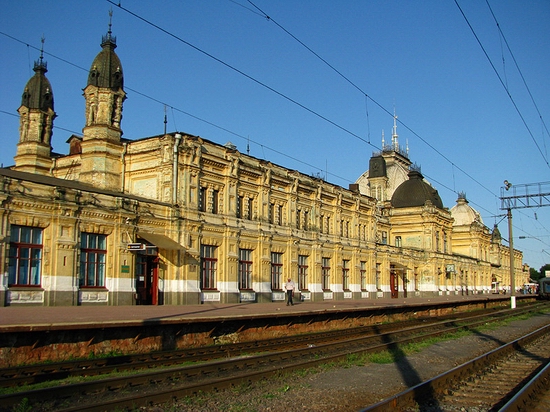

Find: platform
[0,293,522,331]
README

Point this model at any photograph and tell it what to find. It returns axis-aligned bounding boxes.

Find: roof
[391,169,444,209]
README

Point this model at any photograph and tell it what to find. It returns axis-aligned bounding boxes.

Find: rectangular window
[342,259,350,290]
[198,187,206,212]
[239,249,253,290]
[304,211,308,231]
[319,215,324,233]
[395,236,402,247]
[298,255,308,290]
[296,209,301,229]
[79,233,107,287]
[212,190,219,214]
[322,257,331,290]
[376,263,381,290]
[381,231,388,245]
[8,225,43,286]
[237,195,243,218]
[247,197,253,220]
[271,252,283,290]
[360,261,367,290]
[269,203,275,224]
[200,245,217,289]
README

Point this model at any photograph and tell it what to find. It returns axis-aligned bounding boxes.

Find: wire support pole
[508,208,516,309]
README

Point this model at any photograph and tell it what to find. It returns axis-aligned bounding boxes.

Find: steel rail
[498,359,550,411]
[0,304,544,412]
[2,303,541,388]
[360,324,550,412]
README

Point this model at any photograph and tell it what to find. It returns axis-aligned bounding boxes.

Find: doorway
[390,270,398,299]
[135,253,159,305]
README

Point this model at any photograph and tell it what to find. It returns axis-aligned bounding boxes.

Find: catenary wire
[455,0,549,170]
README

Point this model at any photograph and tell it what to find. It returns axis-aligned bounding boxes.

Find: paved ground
[0,293,522,331]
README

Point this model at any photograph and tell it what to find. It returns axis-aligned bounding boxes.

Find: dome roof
[450,195,483,226]
[21,59,54,111]
[391,169,444,209]
[87,32,123,90]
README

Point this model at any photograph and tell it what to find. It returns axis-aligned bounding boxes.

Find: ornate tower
[80,11,126,191]
[14,38,56,174]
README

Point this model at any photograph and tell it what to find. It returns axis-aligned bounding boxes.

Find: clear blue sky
[1,1,549,273]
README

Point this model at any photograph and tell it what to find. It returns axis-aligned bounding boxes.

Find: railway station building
[0,26,528,306]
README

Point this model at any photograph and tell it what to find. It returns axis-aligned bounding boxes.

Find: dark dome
[87,33,123,90]
[391,169,444,209]
[21,60,54,111]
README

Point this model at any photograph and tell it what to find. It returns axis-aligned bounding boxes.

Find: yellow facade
[0,28,527,307]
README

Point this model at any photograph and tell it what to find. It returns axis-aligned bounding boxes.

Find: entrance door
[135,254,159,305]
[390,271,398,299]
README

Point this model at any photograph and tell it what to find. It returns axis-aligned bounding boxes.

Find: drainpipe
[173,133,182,205]
[121,142,127,193]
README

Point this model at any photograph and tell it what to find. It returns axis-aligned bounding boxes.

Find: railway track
[2,303,539,389]
[1,303,546,412]
[362,322,550,411]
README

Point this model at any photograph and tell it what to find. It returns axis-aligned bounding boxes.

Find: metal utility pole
[507,207,515,309]
[500,181,550,309]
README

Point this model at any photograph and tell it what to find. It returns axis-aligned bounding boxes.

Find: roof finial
[392,107,398,150]
[33,35,47,72]
[108,7,113,36]
[101,8,117,47]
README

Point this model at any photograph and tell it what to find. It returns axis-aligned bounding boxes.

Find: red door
[390,271,398,298]
[136,254,159,305]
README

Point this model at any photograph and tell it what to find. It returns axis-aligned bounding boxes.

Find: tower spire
[392,108,398,150]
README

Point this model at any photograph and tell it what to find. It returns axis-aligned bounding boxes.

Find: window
[360,261,367,290]
[342,259,350,290]
[212,190,219,214]
[298,255,308,290]
[375,263,381,290]
[269,203,275,224]
[381,231,388,244]
[237,195,243,218]
[395,236,402,247]
[296,209,301,229]
[304,210,308,230]
[271,252,283,290]
[247,197,253,220]
[322,257,331,290]
[201,245,217,289]
[80,233,107,287]
[435,231,440,252]
[8,225,43,286]
[198,187,206,212]
[239,249,253,290]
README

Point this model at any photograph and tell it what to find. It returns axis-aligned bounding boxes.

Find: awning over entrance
[137,232,185,251]
[390,263,411,271]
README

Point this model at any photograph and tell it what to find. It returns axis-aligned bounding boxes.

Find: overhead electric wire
[244,0,498,203]
[106,0,375,152]
[0,32,349,184]
[485,0,550,156]
[455,0,550,170]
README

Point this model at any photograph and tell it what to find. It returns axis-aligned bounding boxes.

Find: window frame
[271,252,283,290]
[322,257,331,291]
[8,225,43,287]
[238,248,253,290]
[79,232,107,288]
[200,245,217,290]
[298,255,308,290]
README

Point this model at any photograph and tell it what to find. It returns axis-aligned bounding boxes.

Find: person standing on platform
[284,278,295,306]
